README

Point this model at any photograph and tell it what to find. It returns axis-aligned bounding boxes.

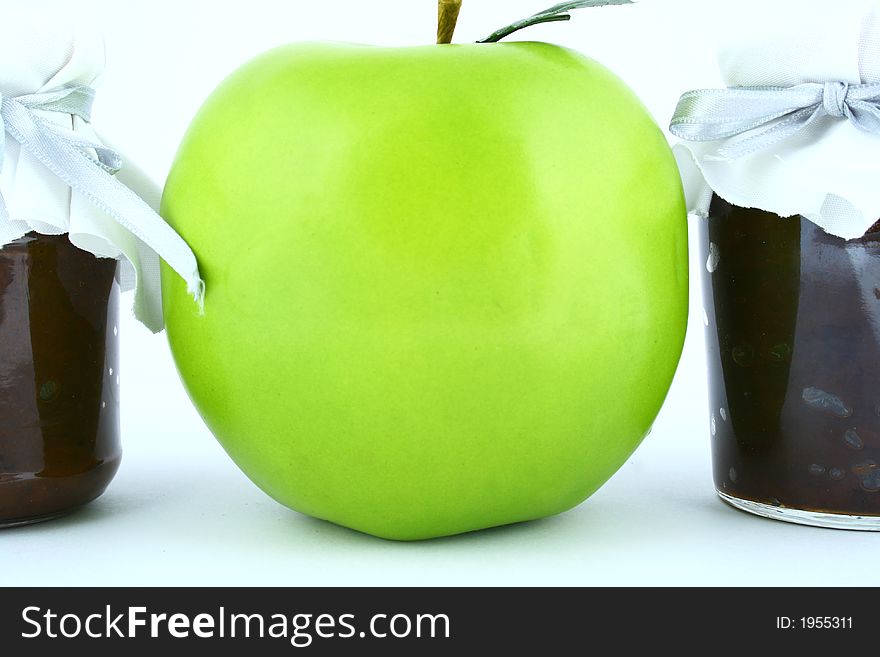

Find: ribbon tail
[15,86,96,121]
[848,100,880,135]
[37,120,123,174]
[2,101,204,314]
[670,85,823,143]
[716,106,819,159]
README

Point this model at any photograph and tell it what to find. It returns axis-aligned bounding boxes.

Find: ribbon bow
[669,81,880,158]
[0,85,204,310]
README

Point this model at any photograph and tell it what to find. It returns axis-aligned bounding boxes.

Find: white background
[5,0,879,586]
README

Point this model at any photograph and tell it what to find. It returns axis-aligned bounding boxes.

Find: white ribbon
[673,0,880,240]
[0,85,204,325]
[670,81,880,158]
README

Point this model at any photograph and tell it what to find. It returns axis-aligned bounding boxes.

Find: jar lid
[0,12,202,332]
[671,0,880,240]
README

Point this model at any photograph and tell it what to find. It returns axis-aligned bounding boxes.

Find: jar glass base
[718,491,880,531]
[0,508,76,529]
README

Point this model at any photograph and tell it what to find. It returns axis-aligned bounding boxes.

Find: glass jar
[0,233,120,527]
[701,195,880,529]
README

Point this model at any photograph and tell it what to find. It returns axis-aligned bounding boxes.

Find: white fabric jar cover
[0,17,202,332]
[673,0,880,240]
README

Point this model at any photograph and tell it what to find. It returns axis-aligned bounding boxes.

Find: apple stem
[437,0,463,44]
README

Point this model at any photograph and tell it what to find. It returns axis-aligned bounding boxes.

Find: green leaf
[478,0,634,43]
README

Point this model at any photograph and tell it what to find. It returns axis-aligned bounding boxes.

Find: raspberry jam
[0,234,120,527]
[703,195,880,528]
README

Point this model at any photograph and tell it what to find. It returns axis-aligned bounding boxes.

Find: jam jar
[0,233,120,527]
[702,195,880,529]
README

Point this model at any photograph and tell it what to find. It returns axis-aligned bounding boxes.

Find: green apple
[161,41,687,540]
